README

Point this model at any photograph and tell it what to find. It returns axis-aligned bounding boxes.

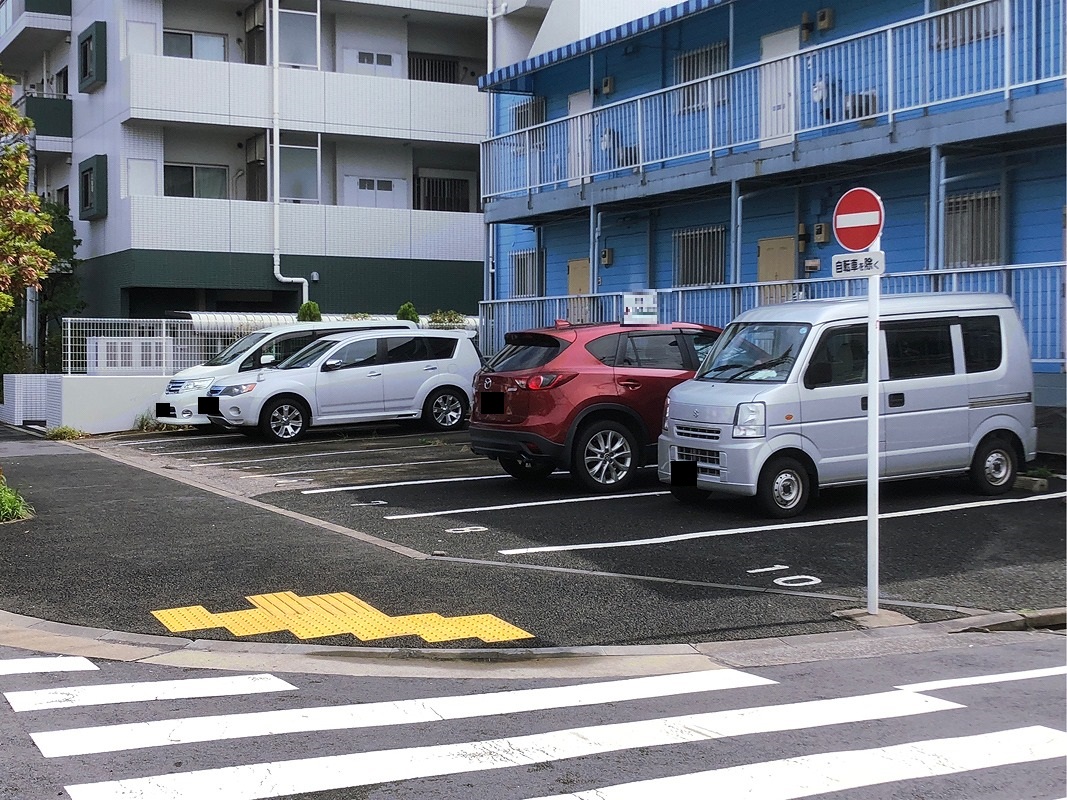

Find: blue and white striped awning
[480,0,734,93]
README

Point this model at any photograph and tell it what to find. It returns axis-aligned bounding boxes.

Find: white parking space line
[384,491,670,520]
[32,669,777,757]
[132,437,354,455]
[109,435,244,446]
[198,444,436,467]
[5,674,296,712]
[302,475,514,494]
[499,492,1067,555]
[243,457,484,479]
[897,666,1067,693]
[0,656,98,676]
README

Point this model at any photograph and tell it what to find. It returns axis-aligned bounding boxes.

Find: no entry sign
[833,188,885,252]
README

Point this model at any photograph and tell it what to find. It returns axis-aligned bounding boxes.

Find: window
[279,131,320,203]
[409,53,459,83]
[384,336,429,364]
[78,21,106,93]
[163,30,226,61]
[332,339,378,369]
[54,67,68,97]
[510,96,545,132]
[164,164,228,199]
[425,337,458,359]
[885,323,954,380]
[416,175,470,213]
[78,155,107,220]
[622,334,687,370]
[585,334,621,366]
[279,4,318,68]
[55,185,69,209]
[807,326,868,386]
[683,330,722,364]
[510,249,542,298]
[262,333,315,365]
[673,225,727,286]
[961,316,1003,373]
[945,190,1001,267]
[936,0,1003,47]
[673,41,729,111]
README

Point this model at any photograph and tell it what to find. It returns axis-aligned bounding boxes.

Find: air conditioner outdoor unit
[86,337,175,375]
[844,91,877,120]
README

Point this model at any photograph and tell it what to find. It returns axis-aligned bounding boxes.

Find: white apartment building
[0,0,550,318]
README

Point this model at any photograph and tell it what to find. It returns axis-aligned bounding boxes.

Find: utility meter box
[622,292,658,325]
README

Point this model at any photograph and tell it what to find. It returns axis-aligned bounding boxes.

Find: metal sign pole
[866,235,882,615]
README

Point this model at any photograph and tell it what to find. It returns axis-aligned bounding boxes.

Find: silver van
[659,293,1037,517]
[155,319,417,429]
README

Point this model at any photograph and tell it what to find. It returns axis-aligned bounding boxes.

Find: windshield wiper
[727,349,794,380]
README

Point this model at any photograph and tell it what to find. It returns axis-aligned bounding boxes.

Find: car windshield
[203,332,271,366]
[487,333,568,372]
[278,339,339,370]
[696,322,810,383]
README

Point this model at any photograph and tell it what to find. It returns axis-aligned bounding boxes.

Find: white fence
[478,262,1067,365]
[483,0,1065,199]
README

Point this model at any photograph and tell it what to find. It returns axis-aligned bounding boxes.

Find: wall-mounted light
[310,271,320,282]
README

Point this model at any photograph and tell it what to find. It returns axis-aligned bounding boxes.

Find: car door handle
[861,396,867,411]
[423,365,438,371]
[617,379,641,389]
[367,371,382,378]
[888,392,905,408]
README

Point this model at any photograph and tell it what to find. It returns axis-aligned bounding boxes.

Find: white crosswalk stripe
[0,656,98,675]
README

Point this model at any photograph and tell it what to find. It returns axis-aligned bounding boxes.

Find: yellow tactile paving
[151,591,535,644]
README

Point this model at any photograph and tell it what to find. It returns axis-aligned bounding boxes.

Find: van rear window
[961,316,1002,373]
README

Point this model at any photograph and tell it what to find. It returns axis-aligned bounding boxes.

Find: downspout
[927,144,941,270]
[24,130,38,360]
[484,0,507,303]
[271,0,309,306]
[590,206,600,294]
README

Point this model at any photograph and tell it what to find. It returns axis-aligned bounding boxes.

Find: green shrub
[428,309,467,325]
[397,302,420,324]
[0,476,33,521]
[44,425,89,440]
[297,301,322,322]
[133,411,186,433]
[344,312,372,320]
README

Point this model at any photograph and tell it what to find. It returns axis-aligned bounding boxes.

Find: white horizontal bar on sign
[33,669,776,757]
[62,691,960,800]
[835,211,881,228]
[6,674,296,712]
[0,657,98,676]
[523,726,1067,800]
[384,491,669,520]
[897,666,1067,693]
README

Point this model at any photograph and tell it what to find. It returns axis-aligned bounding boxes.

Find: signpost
[832,188,885,616]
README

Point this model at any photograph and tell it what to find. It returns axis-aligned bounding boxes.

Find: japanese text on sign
[831,250,885,279]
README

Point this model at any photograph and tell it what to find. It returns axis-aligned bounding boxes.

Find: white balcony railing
[482,0,1066,200]
[478,262,1067,364]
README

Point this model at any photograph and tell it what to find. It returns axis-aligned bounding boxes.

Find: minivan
[155,320,417,430]
[659,293,1037,517]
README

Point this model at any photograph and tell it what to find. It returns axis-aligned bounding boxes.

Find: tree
[37,200,84,372]
[297,301,321,321]
[0,74,53,313]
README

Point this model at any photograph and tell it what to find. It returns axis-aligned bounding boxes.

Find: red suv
[469,321,721,491]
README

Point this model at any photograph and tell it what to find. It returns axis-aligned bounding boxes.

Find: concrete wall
[1,374,166,434]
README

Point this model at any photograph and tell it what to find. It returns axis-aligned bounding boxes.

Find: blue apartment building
[477,0,1066,403]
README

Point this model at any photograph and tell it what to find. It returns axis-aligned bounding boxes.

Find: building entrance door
[567,91,593,185]
[759,28,798,147]
[567,258,592,322]
[757,235,797,305]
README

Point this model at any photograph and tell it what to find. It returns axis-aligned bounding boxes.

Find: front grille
[165,380,184,394]
[676,424,721,441]
[675,445,722,478]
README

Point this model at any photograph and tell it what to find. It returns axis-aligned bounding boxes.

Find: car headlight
[662,397,670,431]
[733,402,766,438]
[181,378,213,392]
[216,383,257,397]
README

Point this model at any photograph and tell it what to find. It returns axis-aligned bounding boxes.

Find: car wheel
[670,485,710,504]
[969,436,1018,495]
[756,456,810,518]
[423,388,467,432]
[573,420,638,492]
[500,458,555,481]
[259,397,310,443]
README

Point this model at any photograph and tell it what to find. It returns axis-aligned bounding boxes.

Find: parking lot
[76,422,1067,647]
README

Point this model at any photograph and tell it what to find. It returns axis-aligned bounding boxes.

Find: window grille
[945,190,1001,267]
[673,41,729,112]
[936,0,1003,47]
[673,225,727,286]
[510,249,543,298]
[416,176,470,212]
[409,53,459,83]
[510,96,546,132]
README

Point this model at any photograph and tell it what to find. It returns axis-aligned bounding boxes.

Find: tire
[500,458,555,481]
[259,397,310,443]
[572,420,639,492]
[969,436,1018,495]
[423,388,468,432]
[670,485,710,504]
[756,456,811,518]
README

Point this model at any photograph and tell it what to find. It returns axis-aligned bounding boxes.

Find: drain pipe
[271,0,309,306]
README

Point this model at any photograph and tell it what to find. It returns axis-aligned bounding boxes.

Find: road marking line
[500,492,1067,554]
[198,444,436,466]
[132,437,352,455]
[0,657,98,676]
[33,669,776,757]
[62,691,958,799]
[5,674,296,712]
[303,474,540,494]
[523,726,1067,800]
[896,666,1067,693]
[384,491,670,519]
[244,457,484,478]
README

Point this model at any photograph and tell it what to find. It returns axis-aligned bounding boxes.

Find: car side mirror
[804,361,832,389]
[322,359,343,372]
[260,354,276,365]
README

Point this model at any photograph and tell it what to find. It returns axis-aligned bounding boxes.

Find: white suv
[204,329,481,442]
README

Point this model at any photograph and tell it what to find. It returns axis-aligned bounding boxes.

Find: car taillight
[517,373,576,390]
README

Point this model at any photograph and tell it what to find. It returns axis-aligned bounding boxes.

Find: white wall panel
[409,80,484,141]
[279,68,326,128]
[325,205,412,258]
[281,202,328,256]
[411,210,484,261]
[129,196,233,252]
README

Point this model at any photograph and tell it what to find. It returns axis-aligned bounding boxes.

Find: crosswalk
[1,653,1064,800]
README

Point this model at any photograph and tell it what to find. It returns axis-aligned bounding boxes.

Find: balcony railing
[482,0,1066,201]
[478,262,1066,366]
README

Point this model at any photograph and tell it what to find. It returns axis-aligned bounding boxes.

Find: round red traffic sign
[833,188,885,252]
